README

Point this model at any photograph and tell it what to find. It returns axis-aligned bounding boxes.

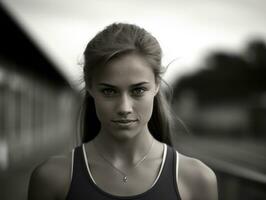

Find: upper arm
[28,162,57,200]
[28,155,72,200]
[177,153,218,200]
[192,160,218,200]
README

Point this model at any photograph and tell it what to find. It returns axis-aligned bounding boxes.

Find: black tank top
[66,144,182,200]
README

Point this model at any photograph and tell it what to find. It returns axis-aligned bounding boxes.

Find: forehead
[92,53,155,86]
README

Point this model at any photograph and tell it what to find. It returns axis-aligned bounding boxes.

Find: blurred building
[0,4,81,200]
[173,45,266,138]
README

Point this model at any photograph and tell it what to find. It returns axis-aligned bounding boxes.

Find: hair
[79,23,173,145]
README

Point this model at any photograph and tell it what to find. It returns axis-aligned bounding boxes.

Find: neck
[93,126,154,165]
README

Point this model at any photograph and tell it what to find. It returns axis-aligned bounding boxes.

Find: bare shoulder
[177,152,218,200]
[28,152,72,200]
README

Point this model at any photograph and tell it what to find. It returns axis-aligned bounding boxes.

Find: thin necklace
[92,138,154,183]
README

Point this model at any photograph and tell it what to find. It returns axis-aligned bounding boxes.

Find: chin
[107,128,141,142]
[114,130,137,141]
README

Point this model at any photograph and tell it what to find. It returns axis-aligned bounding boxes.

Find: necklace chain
[92,138,154,183]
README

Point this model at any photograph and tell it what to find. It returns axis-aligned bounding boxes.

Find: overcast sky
[2,0,266,88]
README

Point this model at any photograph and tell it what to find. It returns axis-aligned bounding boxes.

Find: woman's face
[89,53,159,141]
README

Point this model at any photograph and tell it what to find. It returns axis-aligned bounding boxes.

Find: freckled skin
[89,53,159,141]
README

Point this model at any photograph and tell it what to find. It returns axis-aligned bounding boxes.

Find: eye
[101,88,117,96]
[131,87,147,96]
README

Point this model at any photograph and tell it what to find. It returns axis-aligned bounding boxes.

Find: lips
[111,119,138,128]
[112,119,138,123]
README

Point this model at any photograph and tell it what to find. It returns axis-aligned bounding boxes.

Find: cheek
[93,98,112,122]
[136,95,155,121]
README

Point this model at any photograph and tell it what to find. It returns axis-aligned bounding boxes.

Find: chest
[66,145,182,200]
[88,157,163,196]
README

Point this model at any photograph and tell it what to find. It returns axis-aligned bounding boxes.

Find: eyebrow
[98,82,150,88]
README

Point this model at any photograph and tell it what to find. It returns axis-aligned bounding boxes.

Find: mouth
[111,119,138,127]
[112,119,138,123]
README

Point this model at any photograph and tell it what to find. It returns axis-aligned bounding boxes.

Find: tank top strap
[69,146,83,180]
[153,145,176,186]
[66,145,95,200]
[175,148,180,184]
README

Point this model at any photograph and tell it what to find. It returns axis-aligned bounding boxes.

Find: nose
[117,94,133,116]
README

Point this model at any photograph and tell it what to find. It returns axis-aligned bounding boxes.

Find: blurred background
[0,0,266,199]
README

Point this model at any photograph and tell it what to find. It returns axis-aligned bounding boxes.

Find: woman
[28,23,218,200]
